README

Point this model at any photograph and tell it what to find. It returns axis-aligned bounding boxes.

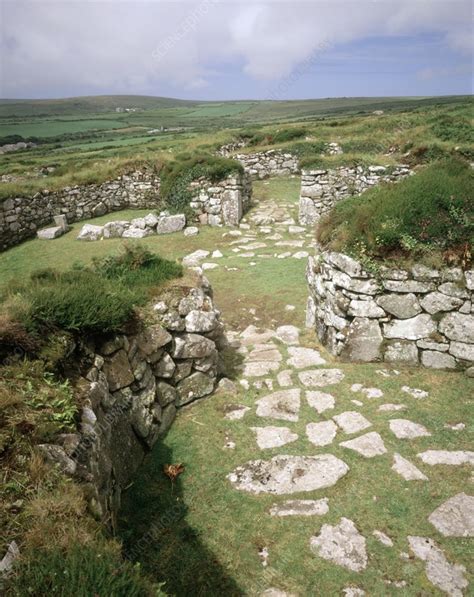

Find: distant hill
[0,95,200,118]
[0,94,471,121]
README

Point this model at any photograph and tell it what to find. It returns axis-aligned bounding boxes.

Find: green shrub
[431,115,473,143]
[92,244,183,290]
[159,153,242,214]
[272,127,307,144]
[3,246,182,336]
[6,545,164,597]
[317,157,473,264]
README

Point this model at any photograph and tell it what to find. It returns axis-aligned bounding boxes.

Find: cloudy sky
[1,0,472,100]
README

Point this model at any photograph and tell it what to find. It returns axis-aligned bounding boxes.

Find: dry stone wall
[1,170,160,250]
[1,170,252,250]
[299,165,412,225]
[234,150,300,179]
[306,251,474,370]
[37,273,227,521]
[189,172,252,226]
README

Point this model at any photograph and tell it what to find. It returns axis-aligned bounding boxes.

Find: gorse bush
[317,157,473,265]
[2,246,182,336]
[159,153,242,214]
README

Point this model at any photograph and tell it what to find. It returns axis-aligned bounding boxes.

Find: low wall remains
[299,165,412,226]
[234,150,300,179]
[37,272,227,521]
[306,251,474,370]
[1,170,252,250]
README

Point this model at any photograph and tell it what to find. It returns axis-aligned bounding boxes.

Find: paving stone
[269,498,329,517]
[408,536,468,596]
[240,325,276,346]
[255,389,301,422]
[287,347,326,368]
[260,589,296,597]
[401,386,429,399]
[428,493,474,537]
[418,450,474,466]
[224,404,251,421]
[276,325,300,346]
[243,361,281,377]
[351,384,383,399]
[228,454,349,494]
[310,518,367,572]
[389,419,431,439]
[343,588,365,596]
[306,391,335,413]
[372,530,394,547]
[392,453,428,481]
[333,411,372,434]
[251,426,299,449]
[378,404,407,413]
[277,369,293,387]
[306,421,338,446]
[298,369,345,387]
[340,432,387,458]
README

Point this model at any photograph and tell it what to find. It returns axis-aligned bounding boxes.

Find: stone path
[183,187,472,595]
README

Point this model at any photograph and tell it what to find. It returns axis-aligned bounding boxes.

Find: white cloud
[0,0,472,97]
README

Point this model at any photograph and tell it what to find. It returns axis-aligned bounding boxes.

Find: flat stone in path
[389,419,431,439]
[251,426,299,449]
[401,385,429,399]
[277,370,293,387]
[256,389,301,422]
[333,411,372,434]
[372,530,393,547]
[408,536,468,596]
[310,518,367,572]
[392,453,428,481]
[428,493,474,537]
[417,450,474,466]
[260,589,296,597]
[287,347,326,368]
[269,498,329,517]
[378,403,407,412]
[340,432,387,458]
[299,369,345,387]
[306,391,335,413]
[228,454,349,495]
[224,404,251,421]
[240,325,276,346]
[306,421,338,446]
[244,361,281,377]
[276,325,300,346]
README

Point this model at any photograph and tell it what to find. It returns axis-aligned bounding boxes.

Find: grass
[1,245,182,348]
[118,361,473,596]
[317,157,473,266]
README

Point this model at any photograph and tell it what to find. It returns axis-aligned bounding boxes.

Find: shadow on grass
[118,439,244,597]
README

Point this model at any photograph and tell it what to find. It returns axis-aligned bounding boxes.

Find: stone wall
[1,170,161,251]
[234,150,300,180]
[189,172,252,226]
[306,250,474,370]
[299,165,412,226]
[1,170,252,250]
[37,273,228,521]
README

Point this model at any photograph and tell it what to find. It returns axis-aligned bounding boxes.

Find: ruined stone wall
[1,170,161,250]
[189,171,252,226]
[1,170,252,250]
[299,165,412,226]
[306,251,474,370]
[37,273,227,521]
[234,150,300,180]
